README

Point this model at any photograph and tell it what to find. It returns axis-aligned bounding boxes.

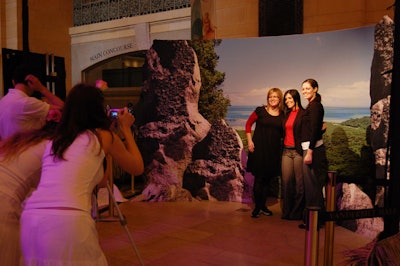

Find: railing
[73,0,191,26]
[304,171,399,266]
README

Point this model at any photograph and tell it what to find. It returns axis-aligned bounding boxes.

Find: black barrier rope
[319,207,398,222]
[304,206,399,266]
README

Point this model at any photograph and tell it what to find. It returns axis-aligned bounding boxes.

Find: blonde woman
[246,88,284,218]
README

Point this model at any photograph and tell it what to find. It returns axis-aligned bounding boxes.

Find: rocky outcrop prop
[337,183,384,239]
[183,119,244,201]
[135,40,244,202]
[369,15,393,206]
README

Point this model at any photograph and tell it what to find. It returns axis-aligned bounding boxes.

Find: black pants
[253,175,272,210]
[303,145,328,211]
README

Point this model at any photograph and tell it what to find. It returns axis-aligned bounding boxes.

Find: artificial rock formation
[370,15,393,185]
[135,40,244,202]
[337,183,384,239]
[183,119,244,202]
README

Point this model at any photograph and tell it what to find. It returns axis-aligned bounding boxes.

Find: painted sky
[214,25,376,107]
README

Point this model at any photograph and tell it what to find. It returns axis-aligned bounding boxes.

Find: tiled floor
[96,197,372,266]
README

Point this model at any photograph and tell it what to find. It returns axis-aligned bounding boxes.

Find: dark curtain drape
[22,0,29,51]
[259,0,303,36]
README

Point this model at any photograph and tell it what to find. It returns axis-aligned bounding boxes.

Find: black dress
[247,106,284,178]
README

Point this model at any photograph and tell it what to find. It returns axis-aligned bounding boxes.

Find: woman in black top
[300,79,328,223]
[246,88,284,218]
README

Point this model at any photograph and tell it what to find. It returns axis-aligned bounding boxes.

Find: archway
[82,50,147,109]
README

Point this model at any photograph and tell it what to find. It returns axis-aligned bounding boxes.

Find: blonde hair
[0,122,57,161]
[267,87,283,111]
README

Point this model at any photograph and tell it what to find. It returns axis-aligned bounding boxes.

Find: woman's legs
[281,149,295,219]
[282,149,304,220]
[252,175,272,217]
[303,146,328,211]
[290,151,305,220]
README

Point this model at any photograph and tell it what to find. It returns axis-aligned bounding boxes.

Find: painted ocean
[225,105,370,129]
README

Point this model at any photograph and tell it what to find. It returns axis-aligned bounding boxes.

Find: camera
[109,106,135,119]
[109,109,120,119]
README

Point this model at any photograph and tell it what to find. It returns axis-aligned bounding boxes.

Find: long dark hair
[283,89,303,114]
[51,83,112,159]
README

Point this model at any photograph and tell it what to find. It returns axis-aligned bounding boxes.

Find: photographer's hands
[117,107,135,134]
[103,107,144,176]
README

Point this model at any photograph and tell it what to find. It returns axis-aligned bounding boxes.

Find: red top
[284,109,299,147]
[245,112,258,133]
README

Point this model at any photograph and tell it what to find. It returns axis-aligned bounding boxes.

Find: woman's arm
[26,74,64,109]
[100,108,144,176]
[304,103,323,165]
[245,112,257,153]
[308,102,324,149]
[97,155,112,188]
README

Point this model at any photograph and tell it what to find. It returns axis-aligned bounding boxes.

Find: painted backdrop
[213,26,377,199]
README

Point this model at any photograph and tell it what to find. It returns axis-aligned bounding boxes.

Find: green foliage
[324,120,368,156]
[341,116,370,130]
[187,40,230,122]
[323,118,373,182]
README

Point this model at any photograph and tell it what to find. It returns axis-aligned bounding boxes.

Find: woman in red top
[246,88,284,218]
[281,89,305,220]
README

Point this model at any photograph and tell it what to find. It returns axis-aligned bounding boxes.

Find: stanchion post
[304,206,320,266]
[324,171,337,266]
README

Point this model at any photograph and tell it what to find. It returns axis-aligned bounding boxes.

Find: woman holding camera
[20,83,144,265]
